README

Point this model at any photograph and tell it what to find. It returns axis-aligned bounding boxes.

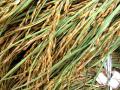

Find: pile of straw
[0,0,120,89]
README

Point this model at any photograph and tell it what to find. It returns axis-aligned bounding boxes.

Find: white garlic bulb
[108,70,120,89]
[96,72,107,85]
[96,70,120,89]
[108,78,119,89]
[112,70,120,82]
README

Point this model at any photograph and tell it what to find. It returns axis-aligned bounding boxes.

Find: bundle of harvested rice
[0,0,120,90]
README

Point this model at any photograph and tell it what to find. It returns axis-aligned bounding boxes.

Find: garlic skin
[96,72,107,85]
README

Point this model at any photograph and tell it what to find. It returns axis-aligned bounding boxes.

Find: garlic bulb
[108,78,119,89]
[96,72,107,85]
[112,70,120,82]
[108,70,120,89]
[96,70,120,89]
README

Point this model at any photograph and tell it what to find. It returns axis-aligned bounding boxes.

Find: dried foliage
[0,0,120,90]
